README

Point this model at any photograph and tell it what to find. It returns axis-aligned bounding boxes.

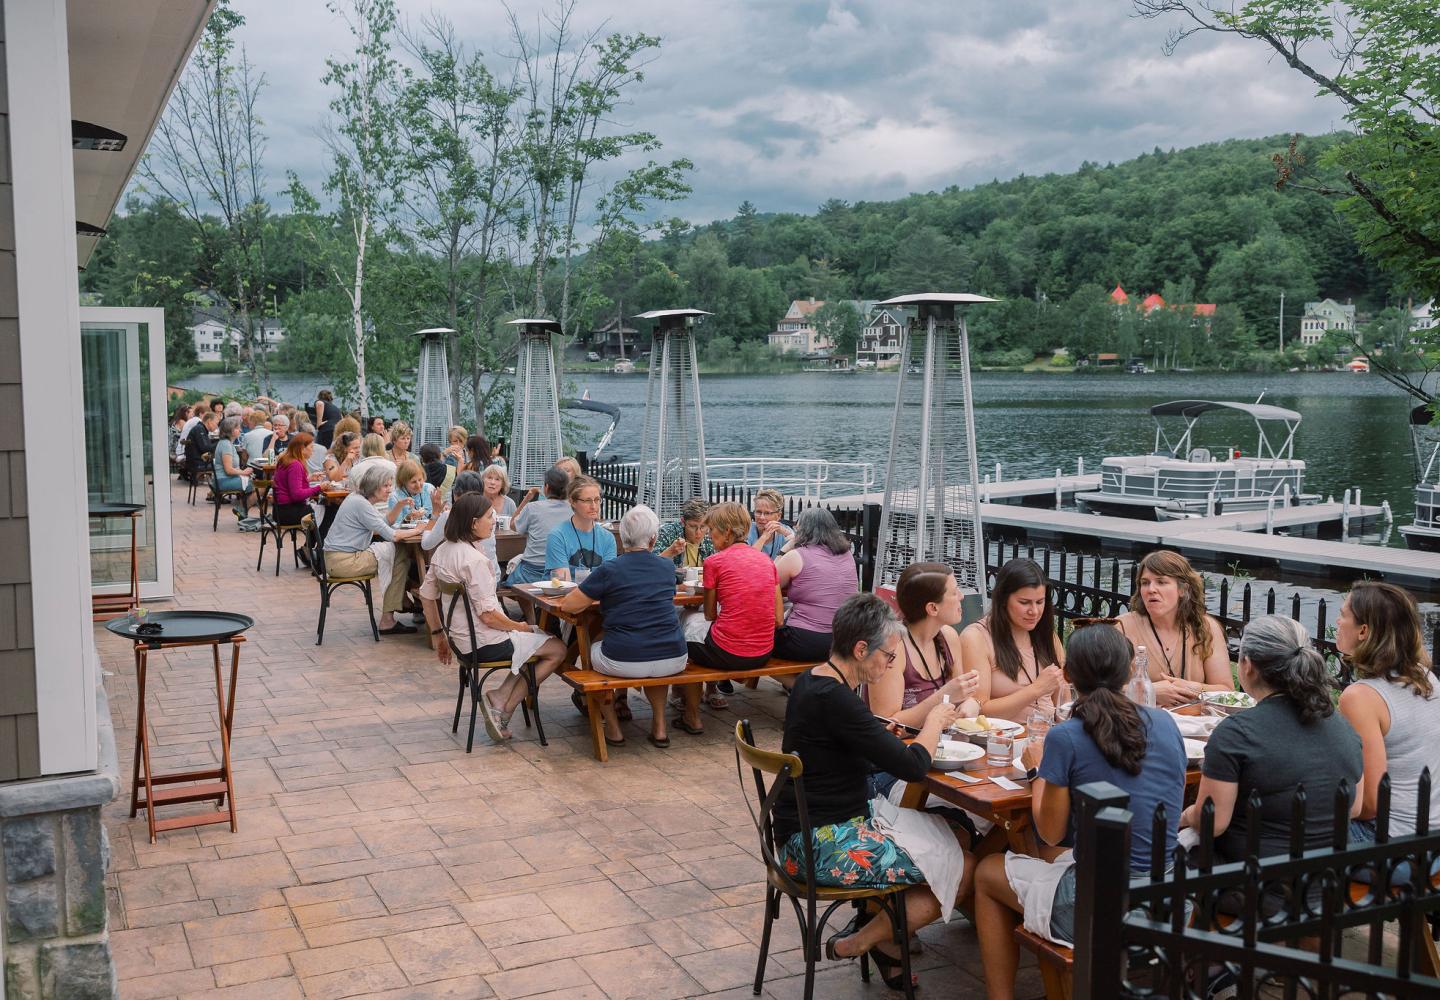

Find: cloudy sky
[229,0,1347,225]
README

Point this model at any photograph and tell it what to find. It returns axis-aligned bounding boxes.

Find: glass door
[79,308,174,600]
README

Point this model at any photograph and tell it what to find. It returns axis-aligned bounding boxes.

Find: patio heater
[873,293,995,608]
[413,327,455,450]
[635,308,712,522]
[507,317,564,490]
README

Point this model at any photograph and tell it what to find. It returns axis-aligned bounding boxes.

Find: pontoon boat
[1074,399,1320,520]
[1399,403,1440,551]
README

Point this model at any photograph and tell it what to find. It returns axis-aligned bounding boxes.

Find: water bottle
[1128,644,1156,707]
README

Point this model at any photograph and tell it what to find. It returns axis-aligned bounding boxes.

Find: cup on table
[495,515,511,531]
[683,566,699,587]
[986,731,1015,768]
[1026,710,1052,743]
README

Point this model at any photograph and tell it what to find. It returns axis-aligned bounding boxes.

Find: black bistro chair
[186,450,214,505]
[436,579,546,751]
[307,523,379,646]
[733,719,916,1000]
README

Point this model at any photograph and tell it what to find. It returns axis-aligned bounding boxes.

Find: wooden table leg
[585,691,609,763]
[128,513,140,613]
[129,644,146,819]
[213,641,239,831]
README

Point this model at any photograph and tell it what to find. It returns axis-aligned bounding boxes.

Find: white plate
[931,740,985,771]
[1184,738,1207,763]
[949,716,1025,738]
[533,581,576,594]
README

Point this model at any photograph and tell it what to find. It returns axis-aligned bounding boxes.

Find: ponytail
[1073,687,1148,775]
[1238,615,1334,725]
[1064,625,1149,775]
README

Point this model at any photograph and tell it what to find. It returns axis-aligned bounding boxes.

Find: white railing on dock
[702,457,876,500]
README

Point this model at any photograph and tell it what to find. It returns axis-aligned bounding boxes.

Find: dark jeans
[687,631,771,672]
[773,625,831,662]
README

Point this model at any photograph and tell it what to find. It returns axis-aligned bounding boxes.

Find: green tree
[1203,226,1318,347]
[812,301,862,358]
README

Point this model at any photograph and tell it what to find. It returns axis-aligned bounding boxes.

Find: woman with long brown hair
[1336,582,1440,839]
[974,625,1186,1000]
[271,432,324,527]
[1115,549,1232,707]
[868,562,978,722]
[960,558,1066,722]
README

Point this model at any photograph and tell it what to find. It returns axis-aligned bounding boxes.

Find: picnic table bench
[563,658,817,762]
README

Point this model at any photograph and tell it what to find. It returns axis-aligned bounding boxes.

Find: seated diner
[974,625,1187,1000]
[1115,550,1234,706]
[557,504,694,748]
[507,466,571,585]
[322,462,424,636]
[772,507,858,663]
[544,475,616,583]
[777,593,974,992]
[212,415,253,518]
[870,560,980,729]
[1182,615,1361,861]
[961,558,1067,723]
[1335,582,1440,839]
[686,501,782,716]
[271,432,324,528]
[390,458,439,525]
[747,487,793,559]
[419,493,567,742]
[653,498,714,568]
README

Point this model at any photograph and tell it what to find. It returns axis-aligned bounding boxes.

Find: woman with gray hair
[557,504,691,748]
[773,506,858,662]
[774,593,974,991]
[1181,614,1361,862]
[211,415,253,519]
[323,461,425,635]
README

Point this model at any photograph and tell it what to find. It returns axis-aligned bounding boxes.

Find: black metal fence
[581,455,1440,672]
[1071,778,1440,998]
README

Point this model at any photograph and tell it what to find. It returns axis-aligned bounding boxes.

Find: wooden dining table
[506,581,704,669]
[900,724,1205,857]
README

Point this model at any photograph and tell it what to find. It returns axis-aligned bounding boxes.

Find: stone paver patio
[100,481,1043,999]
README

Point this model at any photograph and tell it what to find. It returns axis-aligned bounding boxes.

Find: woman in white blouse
[419,493,567,742]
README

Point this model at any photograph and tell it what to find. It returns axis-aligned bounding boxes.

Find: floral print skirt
[778,815,925,888]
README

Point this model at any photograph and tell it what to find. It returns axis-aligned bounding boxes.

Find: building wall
[0,3,41,782]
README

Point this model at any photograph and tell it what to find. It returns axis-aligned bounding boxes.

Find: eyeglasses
[863,644,897,665]
[753,507,779,516]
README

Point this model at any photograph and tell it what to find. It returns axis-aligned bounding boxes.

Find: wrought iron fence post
[1073,781,1133,1000]
[860,502,882,593]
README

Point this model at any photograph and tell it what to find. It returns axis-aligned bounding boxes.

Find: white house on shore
[189,291,286,361]
[1411,299,1436,336]
[767,298,830,355]
[1299,297,1357,346]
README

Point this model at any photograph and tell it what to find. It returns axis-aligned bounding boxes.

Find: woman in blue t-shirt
[558,504,690,748]
[974,625,1186,1000]
[544,475,617,582]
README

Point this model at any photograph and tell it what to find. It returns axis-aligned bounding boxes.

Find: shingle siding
[0,18,38,782]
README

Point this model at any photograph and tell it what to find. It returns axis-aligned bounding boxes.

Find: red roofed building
[1192,304,1216,318]
[1110,284,1129,304]
[1142,293,1166,314]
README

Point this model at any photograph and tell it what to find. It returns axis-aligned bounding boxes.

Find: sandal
[379,622,417,635]
[605,735,626,747]
[614,698,633,722]
[864,944,918,991]
[704,691,729,710]
[484,694,513,741]
[671,717,703,736]
[646,733,670,749]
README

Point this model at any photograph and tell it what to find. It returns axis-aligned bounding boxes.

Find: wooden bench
[561,658,817,761]
[1014,926,1072,1000]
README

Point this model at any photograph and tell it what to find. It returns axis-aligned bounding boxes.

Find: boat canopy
[1150,400,1302,423]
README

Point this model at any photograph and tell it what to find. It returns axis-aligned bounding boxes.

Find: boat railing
[1107,464,1302,502]
[585,456,876,502]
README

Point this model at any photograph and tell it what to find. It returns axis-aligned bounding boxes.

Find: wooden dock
[1161,530,1440,589]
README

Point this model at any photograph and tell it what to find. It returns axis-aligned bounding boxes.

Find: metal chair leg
[362,581,379,642]
[213,494,222,531]
[316,587,330,646]
[894,888,916,1000]
[256,526,268,572]
[526,663,548,747]
[466,663,481,753]
[452,663,467,733]
[753,885,778,995]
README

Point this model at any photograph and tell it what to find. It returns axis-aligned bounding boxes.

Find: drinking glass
[986,732,1014,768]
[1026,710,1051,743]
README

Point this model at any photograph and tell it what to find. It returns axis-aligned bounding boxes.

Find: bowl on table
[1183,738,1207,764]
[1200,690,1256,716]
[931,739,986,772]
[532,580,576,595]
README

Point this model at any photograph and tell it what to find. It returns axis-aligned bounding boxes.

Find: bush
[977,348,1033,368]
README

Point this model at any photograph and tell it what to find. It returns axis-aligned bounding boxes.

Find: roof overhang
[68,0,216,267]
[1149,400,1302,423]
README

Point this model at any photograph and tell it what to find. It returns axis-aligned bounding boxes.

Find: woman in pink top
[271,432,325,526]
[680,502,782,732]
[773,507,859,662]
[960,558,1066,723]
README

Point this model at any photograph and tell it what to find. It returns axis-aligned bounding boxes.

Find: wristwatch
[1024,766,1039,782]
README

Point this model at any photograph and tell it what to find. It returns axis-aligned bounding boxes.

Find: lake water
[184,369,1422,523]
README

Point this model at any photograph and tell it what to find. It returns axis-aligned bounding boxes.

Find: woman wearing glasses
[776,593,976,992]
[747,487,794,560]
[544,475,616,582]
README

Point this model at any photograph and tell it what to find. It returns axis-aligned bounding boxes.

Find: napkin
[1171,713,1221,740]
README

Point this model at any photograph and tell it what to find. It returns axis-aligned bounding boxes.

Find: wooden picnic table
[901,720,1205,856]
[494,529,525,566]
[507,581,704,670]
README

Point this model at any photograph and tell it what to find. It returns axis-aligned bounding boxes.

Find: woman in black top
[775,593,973,989]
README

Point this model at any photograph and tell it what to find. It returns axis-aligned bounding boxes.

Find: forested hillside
[84,131,1390,386]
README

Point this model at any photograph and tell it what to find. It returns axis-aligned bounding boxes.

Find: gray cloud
[229,0,1346,226]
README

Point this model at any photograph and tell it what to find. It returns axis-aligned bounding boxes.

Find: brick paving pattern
[101,481,1043,998]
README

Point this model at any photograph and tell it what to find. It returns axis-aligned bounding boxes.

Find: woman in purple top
[271,432,325,526]
[772,508,860,662]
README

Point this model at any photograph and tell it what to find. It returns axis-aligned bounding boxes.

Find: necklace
[904,627,943,685]
[1146,616,1188,680]
[824,658,859,695]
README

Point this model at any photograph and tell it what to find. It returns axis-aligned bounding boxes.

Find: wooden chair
[307,523,379,646]
[733,719,916,1000]
[436,580,546,751]
[186,451,213,505]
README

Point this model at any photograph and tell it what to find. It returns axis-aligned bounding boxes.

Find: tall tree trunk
[352,209,370,417]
